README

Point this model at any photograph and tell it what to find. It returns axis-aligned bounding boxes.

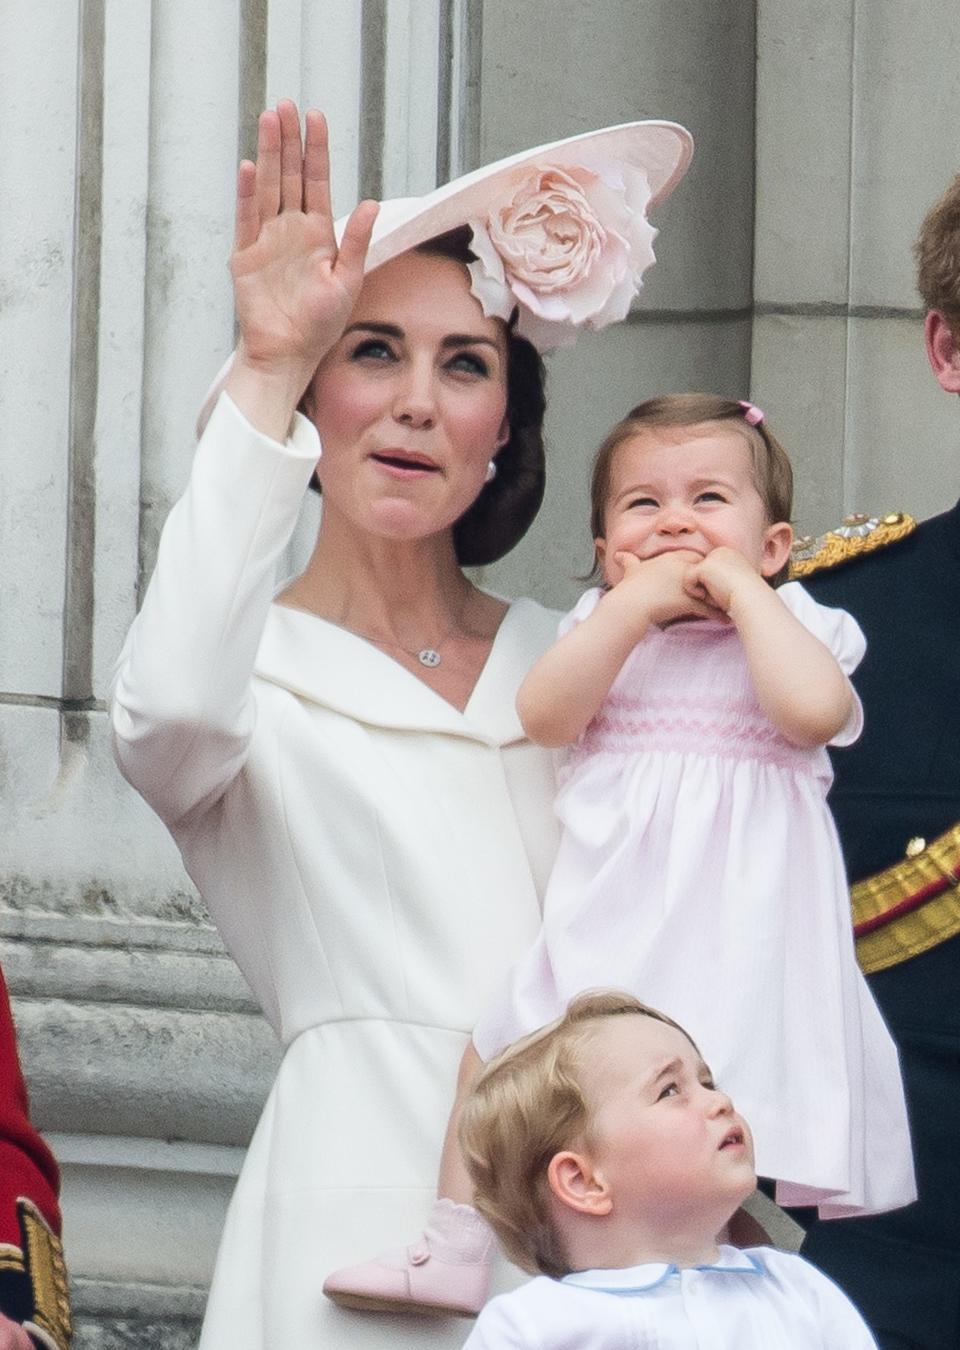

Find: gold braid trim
[852,823,960,975]
[18,1200,71,1349]
[0,1245,24,1274]
[789,512,916,579]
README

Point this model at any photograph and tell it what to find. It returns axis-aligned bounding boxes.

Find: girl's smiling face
[302,250,510,547]
[595,425,792,586]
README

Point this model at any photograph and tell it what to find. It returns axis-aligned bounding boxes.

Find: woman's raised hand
[225,101,378,437]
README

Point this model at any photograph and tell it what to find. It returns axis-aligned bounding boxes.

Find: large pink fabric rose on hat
[467,161,657,350]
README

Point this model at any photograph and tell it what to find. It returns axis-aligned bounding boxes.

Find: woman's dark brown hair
[420,227,547,567]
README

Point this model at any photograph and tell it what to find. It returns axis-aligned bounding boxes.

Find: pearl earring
[485,460,497,483]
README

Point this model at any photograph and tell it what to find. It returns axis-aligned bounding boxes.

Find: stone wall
[750,0,960,534]
[2,1,958,1343]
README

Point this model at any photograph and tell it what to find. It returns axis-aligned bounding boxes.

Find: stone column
[752,0,960,535]
[483,0,757,608]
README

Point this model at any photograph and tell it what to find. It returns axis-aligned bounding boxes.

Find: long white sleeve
[111,393,319,827]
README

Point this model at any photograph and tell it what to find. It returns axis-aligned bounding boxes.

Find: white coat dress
[110,393,561,1349]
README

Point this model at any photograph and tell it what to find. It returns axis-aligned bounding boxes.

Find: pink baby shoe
[322,1198,494,1316]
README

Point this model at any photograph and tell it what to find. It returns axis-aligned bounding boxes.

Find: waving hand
[224,101,378,438]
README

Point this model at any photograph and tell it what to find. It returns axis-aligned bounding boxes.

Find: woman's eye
[351,338,395,361]
[447,351,489,376]
[657,1082,680,1100]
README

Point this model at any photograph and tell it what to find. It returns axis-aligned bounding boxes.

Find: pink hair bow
[738,400,765,426]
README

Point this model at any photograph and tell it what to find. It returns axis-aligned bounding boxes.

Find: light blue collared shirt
[463,1246,878,1348]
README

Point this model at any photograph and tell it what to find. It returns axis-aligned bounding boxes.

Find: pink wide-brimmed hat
[198,119,693,433]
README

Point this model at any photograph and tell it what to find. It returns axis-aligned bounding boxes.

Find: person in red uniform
[0,967,71,1350]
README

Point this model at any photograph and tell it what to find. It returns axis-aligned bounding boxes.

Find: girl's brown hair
[588,394,794,585]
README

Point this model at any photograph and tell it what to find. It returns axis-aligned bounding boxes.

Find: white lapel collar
[254,597,559,745]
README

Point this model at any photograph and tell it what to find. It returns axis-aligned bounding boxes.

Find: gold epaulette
[789,512,916,580]
[852,823,960,974]
[0,1201,72,1349]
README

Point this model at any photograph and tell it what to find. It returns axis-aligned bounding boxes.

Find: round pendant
[417,648,442,668]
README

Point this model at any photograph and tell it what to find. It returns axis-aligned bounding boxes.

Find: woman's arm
[518,550,717,747]
[112,102,377,826]
[690,548,855,748]
[111,396,320,826]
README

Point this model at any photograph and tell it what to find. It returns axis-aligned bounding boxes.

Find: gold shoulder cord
[18,1199,72,1349]
[789,512,916,579]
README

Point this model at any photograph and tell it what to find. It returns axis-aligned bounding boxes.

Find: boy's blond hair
[459,991,695,1279]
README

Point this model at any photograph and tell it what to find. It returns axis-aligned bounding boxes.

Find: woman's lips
[370,449,440,476]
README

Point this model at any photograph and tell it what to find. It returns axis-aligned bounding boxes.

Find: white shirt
[463,1246,877,1349]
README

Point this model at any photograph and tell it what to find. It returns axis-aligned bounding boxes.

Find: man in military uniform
[797,175,960,1347]
[0,966,71,1350]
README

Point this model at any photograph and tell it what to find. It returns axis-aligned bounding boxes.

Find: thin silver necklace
[343,594,471,669]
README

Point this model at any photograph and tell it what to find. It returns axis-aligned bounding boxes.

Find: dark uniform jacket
[801,502,960,1349]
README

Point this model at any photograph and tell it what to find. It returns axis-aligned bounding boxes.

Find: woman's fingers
[246,103,355,247]
[303,109,335,242]
[335,199,379,285]
[233,101,372,347]
[255,108,282,220]
[234,160,260,250]
[277,98,304,211]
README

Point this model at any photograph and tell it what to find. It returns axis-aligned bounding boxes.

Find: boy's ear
[594,537,607,572]
[759,521,793,578]
[547,1150,613,1217]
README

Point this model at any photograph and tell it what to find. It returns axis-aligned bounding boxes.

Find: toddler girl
[324,394,914,1317]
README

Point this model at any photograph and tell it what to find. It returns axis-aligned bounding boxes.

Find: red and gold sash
[853,823,960,973]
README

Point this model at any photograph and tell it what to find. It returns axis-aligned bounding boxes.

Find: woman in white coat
[111,101,692,1348]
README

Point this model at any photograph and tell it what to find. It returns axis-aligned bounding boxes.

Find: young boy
[459,991,877,1348]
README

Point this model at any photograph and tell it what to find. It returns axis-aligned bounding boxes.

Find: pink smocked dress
[474,581,915,1218]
